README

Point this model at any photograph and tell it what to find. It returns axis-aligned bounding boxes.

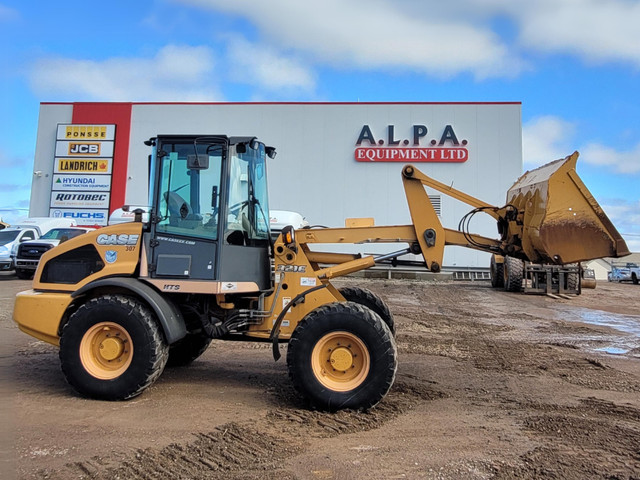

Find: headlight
[0,246,9,258]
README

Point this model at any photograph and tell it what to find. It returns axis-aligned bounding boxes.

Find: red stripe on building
[71,103,132,214]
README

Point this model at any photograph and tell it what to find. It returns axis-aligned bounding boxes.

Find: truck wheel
[338,286,395,335]
[287,302,397,411]
[503,256,524,292]
[633,273,639,285]
[166,333,212,367]
[490,254,504,288]
[59,294,169,400]
[15,269,32,280]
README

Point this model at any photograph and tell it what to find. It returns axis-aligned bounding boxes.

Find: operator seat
[164,191,202,228]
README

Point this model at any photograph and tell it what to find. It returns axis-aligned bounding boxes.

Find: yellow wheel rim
[311,331,370,392]
[79,322,133,380]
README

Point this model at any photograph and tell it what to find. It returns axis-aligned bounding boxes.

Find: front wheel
[287,302,397,411]
[15,268,33,280]
[59,294,169,400]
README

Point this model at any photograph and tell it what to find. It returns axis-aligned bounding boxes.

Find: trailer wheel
[59,294,169,400]
[338,286,395,335]
[287,302,397,411]
[503,256,524,292]
[166,333,212,367]
[490,255,504,288]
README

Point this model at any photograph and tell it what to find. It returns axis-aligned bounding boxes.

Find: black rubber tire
[15,269,33,280]
[166,333,212,367]
[287,302,397,411]
[59,294,169,400]
[490,255,504,288]
[338,286,395,335]
[566,264,580,291]
[503,256,524,292]
[633,273,639,285]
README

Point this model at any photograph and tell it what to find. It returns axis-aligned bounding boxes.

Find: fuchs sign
[355,124,469,163]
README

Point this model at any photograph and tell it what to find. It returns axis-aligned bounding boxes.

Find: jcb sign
[69,143,100,155]
[55,140,114,158]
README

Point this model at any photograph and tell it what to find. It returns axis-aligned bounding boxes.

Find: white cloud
[600,199,640,252]
[173,0,640,77]
[509,0,640,68]
[522,116,576,168]
[523,116,640,174]
[29,45,223,101]
[177,0,523,79]
[581,142,640,174]
[226,36,315,92]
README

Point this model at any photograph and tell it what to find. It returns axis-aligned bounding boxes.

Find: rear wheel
[503,256,524,292]
[166,333,212,367]
[60,294,169,400]
[490,255,504,288]
[338,286,395,335]
[633,273,639,285]
[287,302,397,411]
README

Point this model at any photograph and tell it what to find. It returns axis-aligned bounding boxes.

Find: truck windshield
[40,228,86,240]
[0,230,20,245]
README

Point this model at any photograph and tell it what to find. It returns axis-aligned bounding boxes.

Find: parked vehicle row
[0,218,77,273]
[608,263,640,284]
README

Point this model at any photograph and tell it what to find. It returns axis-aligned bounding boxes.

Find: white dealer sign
[50,124,115,226]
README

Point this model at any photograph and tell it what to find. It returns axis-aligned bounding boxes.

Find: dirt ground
[1,272,639,480]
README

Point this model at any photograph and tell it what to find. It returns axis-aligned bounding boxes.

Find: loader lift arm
[295,163,504,278]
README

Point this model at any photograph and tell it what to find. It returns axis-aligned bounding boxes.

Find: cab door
[149,140,223,280]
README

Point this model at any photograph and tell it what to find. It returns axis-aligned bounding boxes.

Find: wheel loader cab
[148,135,272,289]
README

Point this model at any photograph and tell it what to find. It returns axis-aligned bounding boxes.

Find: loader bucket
[506,152,630,265]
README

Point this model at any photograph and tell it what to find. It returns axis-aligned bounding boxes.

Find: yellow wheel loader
[13,135,629,410]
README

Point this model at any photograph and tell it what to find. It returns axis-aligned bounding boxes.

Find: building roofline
[41,101,522,106]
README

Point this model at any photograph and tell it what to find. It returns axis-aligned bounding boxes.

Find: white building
[31,102,523,267]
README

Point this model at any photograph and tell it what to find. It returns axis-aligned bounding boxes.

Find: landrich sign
[354,124,469,163]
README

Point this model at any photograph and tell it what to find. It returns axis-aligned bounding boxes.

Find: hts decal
[355,124,469,163]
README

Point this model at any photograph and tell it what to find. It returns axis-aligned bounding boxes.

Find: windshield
[155,140,223,240]
[0,230,20,245]
[40,228,87,240]
[226,142,270,244]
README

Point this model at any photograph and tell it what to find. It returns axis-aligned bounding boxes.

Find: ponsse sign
[355,124,468,163]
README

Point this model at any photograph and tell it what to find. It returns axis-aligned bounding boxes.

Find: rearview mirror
[187,154,209,170]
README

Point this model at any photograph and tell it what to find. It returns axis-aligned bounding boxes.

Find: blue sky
[1,0,639,250]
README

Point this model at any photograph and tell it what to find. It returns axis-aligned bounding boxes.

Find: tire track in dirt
[32,379,442,479]
[495,397,640,479]
[42,423,299,480]
[266,377,446,439]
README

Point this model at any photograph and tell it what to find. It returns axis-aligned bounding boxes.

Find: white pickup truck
[0,217,76,274]
[14,226,95,279]
[609,263,640,284]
